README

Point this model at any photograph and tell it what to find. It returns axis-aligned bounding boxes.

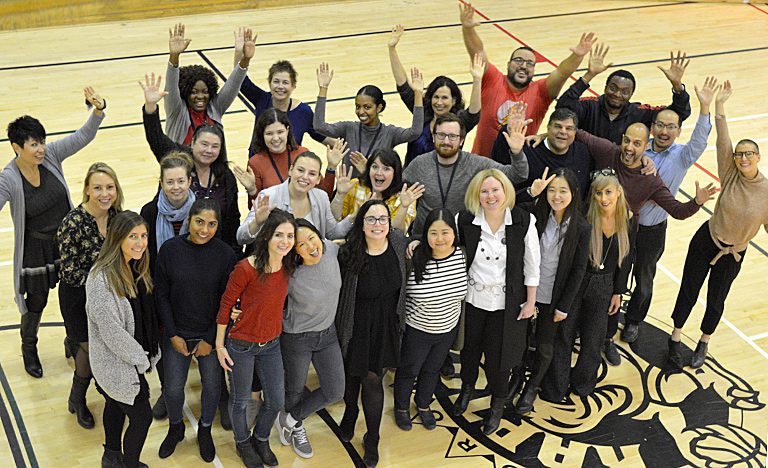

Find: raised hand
[529,166,557,197]
[658,50,689,91]
[349,151,368,175]
[388,24,404,48]
[506,101,528,129]
[168,23,191,63]
[316,62,334,89]
[716,79,732,104]
[470,53,486,80]
[694,180,718,206]
[335,164,358,195]
[253,194,272,227]
[234,28,245,57]
[586,43,612,79]
[240,27,256,61]
[138,72,169,113]
[503,119,529,154]
[399,182,425,208]
[326,138,349,170]
[570,32,597,57]
[83,86,105,114]
[459,3,481,28]
[229,162,257,195]
[409,67,424,94]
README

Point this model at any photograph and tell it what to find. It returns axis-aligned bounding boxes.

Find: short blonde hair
[82,162,124,212]
[464,169,516,216]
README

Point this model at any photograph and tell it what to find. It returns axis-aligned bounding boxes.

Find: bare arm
[387,25,408,87]
[460,3,488,68]
[714,80,734,178]
[467,53,485,114]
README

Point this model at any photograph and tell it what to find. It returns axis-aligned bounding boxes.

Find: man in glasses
[556,45,692,145]
[621,78,715,344]
[460,3,596,156]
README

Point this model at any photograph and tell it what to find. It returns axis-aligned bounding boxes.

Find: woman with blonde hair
[86,211,160,468]
[57,162,124,429]
[541,170,636,402]
[452,169,540,436]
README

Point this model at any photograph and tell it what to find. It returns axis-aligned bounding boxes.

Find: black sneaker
[237,440,263,468]
[252,437,278,467]
[603,339,621,366]
[394,409,412,431]
[621,322,639,343]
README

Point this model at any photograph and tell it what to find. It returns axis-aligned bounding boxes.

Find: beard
[507,72,533,88]
[435,143,460,159]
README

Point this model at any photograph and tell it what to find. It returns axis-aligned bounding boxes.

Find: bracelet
[326,167,335,174]
[97,99,107,111]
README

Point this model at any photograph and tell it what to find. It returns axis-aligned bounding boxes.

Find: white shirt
[465,209,540,311]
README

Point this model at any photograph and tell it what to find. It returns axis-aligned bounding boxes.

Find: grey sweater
[284,240,341,333]
[86,270,161,405]
[0,111,104,315]
[402,150,529,235]
[164,61,248,143]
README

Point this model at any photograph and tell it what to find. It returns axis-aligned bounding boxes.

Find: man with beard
[621,78,715,344]
[460,3,596,156]
[556,45,692,145]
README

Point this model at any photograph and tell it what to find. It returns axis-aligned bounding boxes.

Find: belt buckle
[257,338,272,347]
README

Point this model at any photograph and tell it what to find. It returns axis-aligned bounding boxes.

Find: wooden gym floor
[0,1,767,466]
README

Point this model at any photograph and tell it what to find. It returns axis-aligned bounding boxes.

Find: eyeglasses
[652,122,679,131]
[733,151,758,160]
[589,168,617,181]
[363,216,390,225]
[434,132,461,142]
[511,57,536,68]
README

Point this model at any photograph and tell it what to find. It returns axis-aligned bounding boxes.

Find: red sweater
[216,259,289,343]
[248,146,335,202]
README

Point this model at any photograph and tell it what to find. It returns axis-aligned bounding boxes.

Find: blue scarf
[156,189,195,252]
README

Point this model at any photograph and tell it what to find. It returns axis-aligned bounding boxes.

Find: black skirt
[20,230,60,296]
[59,282,88,343]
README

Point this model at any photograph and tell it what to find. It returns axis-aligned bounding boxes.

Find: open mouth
[309,247,320,257]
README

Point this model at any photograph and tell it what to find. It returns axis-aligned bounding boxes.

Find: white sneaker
[291,425,313,459]
[274,410,293,446]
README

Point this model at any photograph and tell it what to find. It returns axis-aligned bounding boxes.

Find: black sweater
[154,236,237,344]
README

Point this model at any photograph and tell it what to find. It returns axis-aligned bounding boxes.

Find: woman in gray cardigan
[1,88,105,378]
[86,211,160,468]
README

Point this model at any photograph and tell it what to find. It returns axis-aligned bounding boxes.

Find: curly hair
[179,65,219,104]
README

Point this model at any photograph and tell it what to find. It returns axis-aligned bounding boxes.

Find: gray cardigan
[163,61,248,143]
[86,270,160,405]
[0,111,104,315]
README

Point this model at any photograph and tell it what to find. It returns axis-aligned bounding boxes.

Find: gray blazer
[86,270,160,405]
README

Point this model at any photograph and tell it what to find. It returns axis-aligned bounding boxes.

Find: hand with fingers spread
[316,62,334,89]
[408,67,424,94]
[83,86,106,115]
[505,102,532,132]
[139,72,169,113]
[233,28,245,64]
[459,3,481,28]
[249,194,273,234]
[349,151,368,175]
[694,180,718,206]
[388,24,404,48]
[694,76,719,111]
[230,162,257,196]
[658,50,689,92]
[503,118,530,155]
[716,79,732,105]
[584,43,612,83]
[335,164,358,196]
[168,23,191,66]
[470,53,486,81]
[238,28,256,67]
[399,182,425,208]
[530,166,557,197]
[570,32,597,57]
[326,138,349,170]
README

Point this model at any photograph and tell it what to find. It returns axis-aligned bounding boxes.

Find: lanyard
[434,154,458,207]
[266,146,291,183]
[358,123,383,158]
[194,169,214,199]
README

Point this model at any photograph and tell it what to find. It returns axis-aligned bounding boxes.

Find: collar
[548,211,571,230]
[472,208,513,235]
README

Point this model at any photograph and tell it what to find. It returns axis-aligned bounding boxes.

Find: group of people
[1,7,765,468]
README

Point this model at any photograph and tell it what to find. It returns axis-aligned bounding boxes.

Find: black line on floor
[197,50,256,115]
[0,362,37,467]
[315,407,365,467]
[0,375,25,467]
[0,322,63,332]
[0,2,687,72]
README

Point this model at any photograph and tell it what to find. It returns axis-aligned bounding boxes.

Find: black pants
[394,324,457,410]
[541,272,613,401]
[98,374,152,468]
[526,303,560,388]
[671,221,745,335]
[460,304,511,399]
[626,221,667,325]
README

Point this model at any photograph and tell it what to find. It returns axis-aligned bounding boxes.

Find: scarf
[156,189,195,252]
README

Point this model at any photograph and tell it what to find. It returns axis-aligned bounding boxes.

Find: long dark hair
[91,211,152,298]
[361,148,403,201]
[412,208,457,283]
[424,76,465,120]
[251,209,297,280]
[190,124,229,186]
[533,167,583,266]
[248,108,297,157]
[339,199,389,274]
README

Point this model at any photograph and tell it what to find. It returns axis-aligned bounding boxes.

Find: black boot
[691,341,708,368]
[101,445,125,468]
[515,381,539,414]
[20,311,43,378]
[68,374,95,429]
[453,384,473,416]
[158,420,185,458]
[252,437,278,466]
[483,396,506,435]
[505,368,524,404]
[64,336,74,359]
[338,406,359,442]
[667,338,683,369]
[362,433,380,468]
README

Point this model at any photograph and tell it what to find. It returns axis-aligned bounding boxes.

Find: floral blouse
[57,204,116,287]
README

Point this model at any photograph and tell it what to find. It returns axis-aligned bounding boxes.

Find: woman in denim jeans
[216,209,296,468]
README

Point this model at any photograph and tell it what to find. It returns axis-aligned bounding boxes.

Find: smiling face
[85,172,118,213]
[191,131,222,167]
[433,121,464,159]
[161,166,192,208]
[546,176,573,216]
[264,121,289,153]
[427,218,455,259]
[188,209,219,245]
[733,141,761,178]
[620,124,650,168]
[355,94,382,126]
[186,80,210,112]
[269,71,296,102]
[506,49,536,88]
[362,204,390,242]
[289,157,322,193]
[604,76,634,113]
[479,176,507,214]
[121,224,149,263]
[651,110,681,152]
[594,182,620,214]
[294,226,324,265]
[369,157,395,194]
[268,222,295,258]
[431,85,457,117]
[13,137,46,167]
[546,118,577,155]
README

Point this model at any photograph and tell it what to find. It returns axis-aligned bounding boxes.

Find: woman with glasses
[336,200,408,468]
[667,80,768,368]
[314,62,423,178]
[541,170,635,402]
[452,169,540,436]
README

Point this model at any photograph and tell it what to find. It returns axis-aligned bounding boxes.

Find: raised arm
[313,63,350,138]
[46,87,106,164]
[460,3,488,68]
[140,73,184,161]
[388,25,408,87]
[391,68,425,144]
[211,28,255,115]
[165,23,191,121]
[714,80,734,180]
[658,50,691,121]
[650,180,716,220]
[467,53,485,115]
[680,77,717,166]
[545,32,596,99]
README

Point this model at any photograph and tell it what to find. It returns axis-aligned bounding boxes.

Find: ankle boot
[362,433,380,468]
[68,374,95,429]
[101,445,125,468]
[667,338,683,369]
[158,421,185,458]
[453,384,473,416]
[338,406,359,442]
[691,341,708,368]
[483,396,506,435]
[515,381,539,414]
[20,311,43,378]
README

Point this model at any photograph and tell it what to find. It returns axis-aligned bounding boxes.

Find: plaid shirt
[342,184,416,231]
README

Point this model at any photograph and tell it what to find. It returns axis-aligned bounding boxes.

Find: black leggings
[98,375,152,468]
[343,371,384,439]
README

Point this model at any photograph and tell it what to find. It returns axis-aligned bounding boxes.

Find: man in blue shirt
[621,78,715,343]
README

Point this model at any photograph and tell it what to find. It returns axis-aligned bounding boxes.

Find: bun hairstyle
[356,85,386,112]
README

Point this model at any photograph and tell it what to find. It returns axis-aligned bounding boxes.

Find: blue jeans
[227,337,284,443]
[281,325,345,422]
[162,337,221,426]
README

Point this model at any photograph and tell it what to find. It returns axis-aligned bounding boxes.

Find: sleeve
[714,116,735,181]
[239,75,267,106]
[613,217,637,294]
[668,87,692,123]
[458,108,481,133]
[312,96,352,138]
[0,172,11,212]
[47,111,105,164]
[490,127,512,165]
[554,77,590,124]
[576,129,618,169]
[553,221,590,315]
[153,245,177,337]
[390,105,425,145]
[208,250,237,344]
[304,106,328,144]
[522,214,541,287]
[236,206,257,245]
[216,262,247,325]
[482,150,529,185]
[163,62,186,133]
[211,65,248,116]
[222,173,242,252]
[680,113,712,167]
[341,186,357,218]
[143,105,185,162]
[319,193,353,240]
[650,182,700,220]
[396,82,416,113]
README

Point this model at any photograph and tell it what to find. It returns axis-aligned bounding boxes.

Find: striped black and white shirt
[405,248,468,334]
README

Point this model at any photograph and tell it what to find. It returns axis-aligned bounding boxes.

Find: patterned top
[57,204,117,287]
[341,184,416,231]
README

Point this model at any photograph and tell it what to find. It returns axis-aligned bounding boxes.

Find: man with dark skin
[556,45,692,145]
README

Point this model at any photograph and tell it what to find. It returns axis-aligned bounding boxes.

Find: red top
[472,64,552,157]
[216,258,289,343]
[247,145,335,203]
[183,109,215,145]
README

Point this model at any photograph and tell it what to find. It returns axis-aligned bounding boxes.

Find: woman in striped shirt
[393,208,467,431]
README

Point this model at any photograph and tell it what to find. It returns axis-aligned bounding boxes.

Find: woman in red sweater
[216,209,296,467]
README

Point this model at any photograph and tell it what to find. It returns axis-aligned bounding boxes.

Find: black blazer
[539,213,590,315]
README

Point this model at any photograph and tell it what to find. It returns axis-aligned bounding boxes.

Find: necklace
[599,236,614,270]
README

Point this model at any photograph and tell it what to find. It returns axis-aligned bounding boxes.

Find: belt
[468,277,506,295]
[229,336,279,348]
